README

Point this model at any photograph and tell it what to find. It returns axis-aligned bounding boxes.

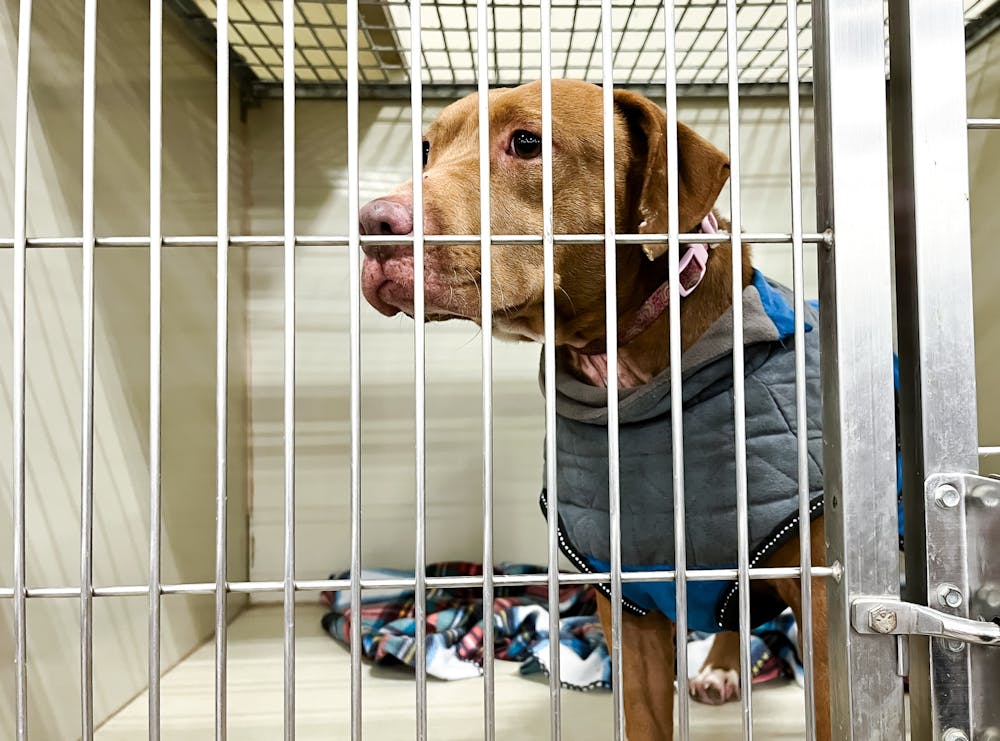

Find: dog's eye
[422,140,430,167]
[511,130,542,159]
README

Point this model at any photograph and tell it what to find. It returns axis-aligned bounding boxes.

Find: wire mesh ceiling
[167,0,1000,99]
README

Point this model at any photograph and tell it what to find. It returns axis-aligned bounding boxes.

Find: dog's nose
[360,198,414,261]
[360,197,413,243]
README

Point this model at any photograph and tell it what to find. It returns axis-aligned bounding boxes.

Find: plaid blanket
[321,562,805,692]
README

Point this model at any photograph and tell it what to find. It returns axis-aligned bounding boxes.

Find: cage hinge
[852,597,1000,647]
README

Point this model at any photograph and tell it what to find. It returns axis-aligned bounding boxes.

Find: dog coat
[538,271,824,633]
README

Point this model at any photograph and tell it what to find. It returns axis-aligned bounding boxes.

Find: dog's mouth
[360,257,412,317]
[361,254,480,320]
[361,254,534,327]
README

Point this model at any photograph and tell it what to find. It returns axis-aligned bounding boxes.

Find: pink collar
[576,212,718,356]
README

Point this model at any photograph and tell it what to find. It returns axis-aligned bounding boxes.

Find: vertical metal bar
[80,0,98,737]
[724,1,753,738]
[11,1,32,739]
[148,0,164,737]
[540,1,561,738]
[475,3,495,740]
[490,5,499,86]
[598,3,623,741]
[346,0,363,736]
[889,1,980,739]
[282,0,297,738]
[784,1,815,738]
[812,0,905,737]
[409,2,427,739]
[662,3,690,738]
[214,1,230,738]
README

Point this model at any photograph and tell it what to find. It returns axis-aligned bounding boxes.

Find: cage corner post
[812,0,906,738]
[888,0,985,738]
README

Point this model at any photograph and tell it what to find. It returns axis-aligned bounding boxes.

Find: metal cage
[161,0,1000,101]
[2,0,999,740]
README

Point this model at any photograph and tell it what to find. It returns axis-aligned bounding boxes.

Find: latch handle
[852,597,1000,646]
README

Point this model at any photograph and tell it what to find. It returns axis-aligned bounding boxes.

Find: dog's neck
[561,220,753,389]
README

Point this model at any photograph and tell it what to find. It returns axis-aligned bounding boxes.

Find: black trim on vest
[543,489,902,632]
[714,494,825,631]
[538,490,649,617]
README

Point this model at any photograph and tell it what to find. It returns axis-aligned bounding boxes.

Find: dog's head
[360,79,730,347]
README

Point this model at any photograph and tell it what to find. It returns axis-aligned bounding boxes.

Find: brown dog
[359,79,829,741]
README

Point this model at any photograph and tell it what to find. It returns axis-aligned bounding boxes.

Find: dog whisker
[456,326,484,350]
[464,268,482,303]
[557,285,577,315]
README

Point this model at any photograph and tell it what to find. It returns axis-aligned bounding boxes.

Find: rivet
[830,561,843,583]
[938,583,964,609]
[935,484,961,509]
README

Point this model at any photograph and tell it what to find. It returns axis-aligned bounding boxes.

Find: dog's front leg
[764,517,832,741]
[596,596,676,741]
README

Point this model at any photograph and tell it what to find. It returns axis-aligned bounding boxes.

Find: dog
[359,79,830,741]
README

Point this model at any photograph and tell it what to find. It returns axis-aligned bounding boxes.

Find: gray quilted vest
[539,272,823,632]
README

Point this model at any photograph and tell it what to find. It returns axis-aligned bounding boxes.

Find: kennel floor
[96,603,825,740]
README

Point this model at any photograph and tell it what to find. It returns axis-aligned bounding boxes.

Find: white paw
[688,666,740,706]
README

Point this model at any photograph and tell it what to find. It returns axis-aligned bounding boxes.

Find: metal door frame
[890,1,1000,740]
[812,0,907,737]
[815,0,1000,738]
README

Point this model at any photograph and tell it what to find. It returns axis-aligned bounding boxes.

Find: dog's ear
[613,90,730,260]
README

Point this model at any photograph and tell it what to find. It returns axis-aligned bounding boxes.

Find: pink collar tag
[572,213,719,357]
[614,212,718,347]
[678,211,717,296]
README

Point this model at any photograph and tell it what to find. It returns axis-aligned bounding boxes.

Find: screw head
[869,605,897,634]
[935,484,961,509]
[938,584,964,609]
[943,729,969,741]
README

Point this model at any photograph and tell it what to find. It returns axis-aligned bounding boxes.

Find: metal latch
[853,597,1000,646]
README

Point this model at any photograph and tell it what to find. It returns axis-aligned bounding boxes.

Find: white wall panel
[0,1,249,736]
